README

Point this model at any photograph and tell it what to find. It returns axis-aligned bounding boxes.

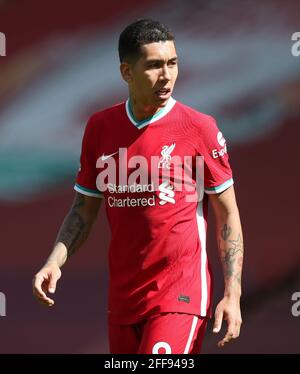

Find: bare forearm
[210,187,243,346]
[47,212,91,268]
[47,194,97,268]
[217,210,244,296]
[57,206,91,255]
[46,242,68,268]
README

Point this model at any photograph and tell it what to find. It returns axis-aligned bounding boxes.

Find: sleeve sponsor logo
[212,131,227,159]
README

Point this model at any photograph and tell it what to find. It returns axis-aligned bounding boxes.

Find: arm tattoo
[221,224,232,241]
[56,194,90,257]
[228,234,244,257]
[219,225,244,285]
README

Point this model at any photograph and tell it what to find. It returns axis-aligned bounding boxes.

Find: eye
[148,62,160,69]
[168,60,177,67]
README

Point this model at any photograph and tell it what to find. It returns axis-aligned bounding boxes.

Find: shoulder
[82,102,125,140]
[87,101,125,128]
[175,101,217,134]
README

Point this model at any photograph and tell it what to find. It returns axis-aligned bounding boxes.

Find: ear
[120,62,132,83]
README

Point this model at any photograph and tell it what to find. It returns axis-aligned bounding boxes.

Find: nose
[160,65,171,82]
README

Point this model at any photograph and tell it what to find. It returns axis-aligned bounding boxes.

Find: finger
[33,275,54,306]
[228,319,242,339]
[36,294,55,307]
[42,282,49,293]
[33,275,48,299]
[33,284,51,302]
[33,287,54,306]
[217,331,234,347]
[48,272,60,294]
[217,318,236,347]
[218,338,231,348]
[218,322,239,347]
[234,321,241,338]
[213,309,224,333]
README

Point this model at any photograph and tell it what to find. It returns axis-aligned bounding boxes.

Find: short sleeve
[200,116,234,194]
[74,116,103,198]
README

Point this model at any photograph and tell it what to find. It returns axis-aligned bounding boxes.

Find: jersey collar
[125,97,176,130]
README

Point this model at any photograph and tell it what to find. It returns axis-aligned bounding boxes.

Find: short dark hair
[118,19,175,63]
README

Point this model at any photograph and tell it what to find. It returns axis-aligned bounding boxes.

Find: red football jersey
[75,97,233,324]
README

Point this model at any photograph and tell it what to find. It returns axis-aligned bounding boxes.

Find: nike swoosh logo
[100,151,119,161]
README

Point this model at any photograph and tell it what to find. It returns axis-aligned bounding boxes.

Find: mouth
[155,88,171,99]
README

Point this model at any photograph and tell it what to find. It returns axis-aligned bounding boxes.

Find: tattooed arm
[32,192,102,306]
[209,185,244,347]
[50,192,102,264]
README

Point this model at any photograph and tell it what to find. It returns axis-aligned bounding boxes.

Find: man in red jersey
[33,19,244,354]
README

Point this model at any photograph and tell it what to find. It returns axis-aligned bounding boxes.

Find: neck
[129,95,162,122]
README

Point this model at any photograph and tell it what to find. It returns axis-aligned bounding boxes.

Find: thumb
[213,310,223,333]
[48,273,59,294]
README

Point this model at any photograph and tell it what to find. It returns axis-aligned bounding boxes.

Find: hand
[32,262,61,307]
[213,294,242,348]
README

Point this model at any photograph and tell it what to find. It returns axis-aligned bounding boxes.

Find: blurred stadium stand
[0,0,299,353]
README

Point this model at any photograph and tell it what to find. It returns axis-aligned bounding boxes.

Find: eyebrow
[146,57,178,63]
